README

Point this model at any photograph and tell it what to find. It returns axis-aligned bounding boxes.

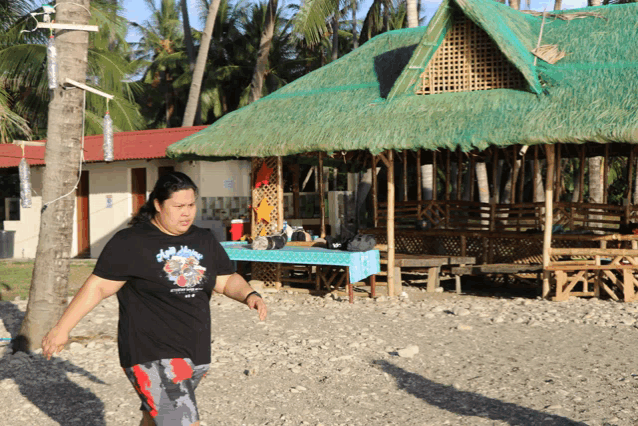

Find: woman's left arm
[215,273,267,320]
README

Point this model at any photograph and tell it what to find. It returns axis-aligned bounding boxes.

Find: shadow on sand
[0,301,107,425]
[376,360,588,426]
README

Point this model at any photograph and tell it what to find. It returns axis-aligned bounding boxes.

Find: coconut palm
[0,0,144,139]
[130,0,190,127]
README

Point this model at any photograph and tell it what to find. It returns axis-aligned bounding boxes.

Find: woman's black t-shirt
[93,222,235,368]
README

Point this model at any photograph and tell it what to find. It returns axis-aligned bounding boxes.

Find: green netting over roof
[167,0,638,161]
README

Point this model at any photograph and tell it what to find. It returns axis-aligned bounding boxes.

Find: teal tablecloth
[221,242,380,283]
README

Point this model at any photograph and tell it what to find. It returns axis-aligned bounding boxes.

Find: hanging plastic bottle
[19,158,32,209]
[46,35,58,89]
[103,111,114,162]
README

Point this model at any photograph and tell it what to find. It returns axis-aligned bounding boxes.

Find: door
[76,171,90,258]
[131,168,147,216]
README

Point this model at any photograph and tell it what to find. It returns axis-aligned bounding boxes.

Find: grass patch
[0,261,96,301]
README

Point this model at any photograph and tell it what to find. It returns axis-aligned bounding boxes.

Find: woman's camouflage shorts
[123,358,209,426]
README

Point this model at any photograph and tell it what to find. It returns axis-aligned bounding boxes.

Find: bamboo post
[542,145,555,299]
[276,156,284,290]
[518,150,525,204]
[578,146,586,203]
[387,150,396,297]
[372,154,378,228]
[555,144,562,202]
[277,156,284,230]
[292,163,300,218]
[318,153,326,238]
[491,148,499,204]
[403,150,408,201]
[533,146,538,202]
[416,149,422,217]
[628,147,635,207]
[445,150,451,201]
[456,148,463,200]
[603,144,610,204]
[432,151,438,201]
[511,146,519,205]
[469,154,475,202]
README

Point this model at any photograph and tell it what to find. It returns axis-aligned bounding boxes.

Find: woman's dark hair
[129,171,198,226]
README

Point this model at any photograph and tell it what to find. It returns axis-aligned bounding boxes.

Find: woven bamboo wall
[417,15,526,95]
[251,157,282,287]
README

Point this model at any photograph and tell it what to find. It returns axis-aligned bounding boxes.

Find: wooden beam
[377,151,391,168]
[628,146,635,206]
[578,145,586,203]
[318,153,326,238]
[416,149,422,218]
[551,248,638,257]
[387,150,396,297]
[277,156,284,230]
[542,144,555,298]
[456,148,463,200]
[603,143,610,204]
[372,154,378,228]
[403,150,408,201]
[555,144,562,202]
[64,78,114,99]
[432,151,438,201]
[445,150,451,201]
[292,163,300,218]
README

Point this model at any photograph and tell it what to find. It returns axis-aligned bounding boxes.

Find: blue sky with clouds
[120,0,592,38]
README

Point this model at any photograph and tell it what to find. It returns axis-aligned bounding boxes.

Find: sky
[119,0,591,40]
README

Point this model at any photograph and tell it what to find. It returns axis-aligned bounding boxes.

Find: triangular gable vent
[417,15,526,95]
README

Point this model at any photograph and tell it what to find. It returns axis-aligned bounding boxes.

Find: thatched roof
[167,0,638,161]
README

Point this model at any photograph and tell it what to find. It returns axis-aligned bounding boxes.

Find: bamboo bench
[378,252,476,294]
[548,248,638,302]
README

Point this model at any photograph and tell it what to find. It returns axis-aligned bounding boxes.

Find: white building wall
[3,159,250,259]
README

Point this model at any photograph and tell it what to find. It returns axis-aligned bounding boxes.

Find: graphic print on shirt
[156,246,206,294]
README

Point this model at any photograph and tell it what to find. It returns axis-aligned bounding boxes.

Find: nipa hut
[168,0,638,301]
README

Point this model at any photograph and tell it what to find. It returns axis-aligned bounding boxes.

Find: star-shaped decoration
[254,162,273,188]
[254,198,274,224]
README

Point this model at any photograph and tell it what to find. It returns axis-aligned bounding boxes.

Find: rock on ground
[1,290,638,425]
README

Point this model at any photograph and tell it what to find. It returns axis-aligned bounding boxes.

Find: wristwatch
[245,290,262,301]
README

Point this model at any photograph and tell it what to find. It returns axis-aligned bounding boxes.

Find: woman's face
[153,189,197,235]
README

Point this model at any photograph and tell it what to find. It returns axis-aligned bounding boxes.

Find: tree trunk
[14,0,90,352]
[534,160,545,202]
[634,157,638,205]
[248,0,278,104]
[421,164,433,201]
[331,12,339,61]
[588,156,603,232]
[407,0,418,28]
[509,0,520,9]
[588,0,601,5]
[554,0,562,10]
[181,0,195,72]
[182,0,221,127]
[476,161,490,225]
[351,0,358,49]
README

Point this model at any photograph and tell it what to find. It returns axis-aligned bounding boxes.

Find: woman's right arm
[42,274,126,359]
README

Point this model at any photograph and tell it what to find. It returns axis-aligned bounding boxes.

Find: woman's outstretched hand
[42,327,69,360]
[246,295,268,321]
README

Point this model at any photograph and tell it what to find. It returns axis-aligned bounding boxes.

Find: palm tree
[16,0,92,352]
[248,0,278,103]
[182,0,222,126]
[131,0,190,127]
[0,0,144,138]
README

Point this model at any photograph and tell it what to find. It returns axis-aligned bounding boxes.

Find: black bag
[326,233,375,252]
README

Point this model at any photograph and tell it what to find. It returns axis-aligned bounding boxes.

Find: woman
[42,171,267,426]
